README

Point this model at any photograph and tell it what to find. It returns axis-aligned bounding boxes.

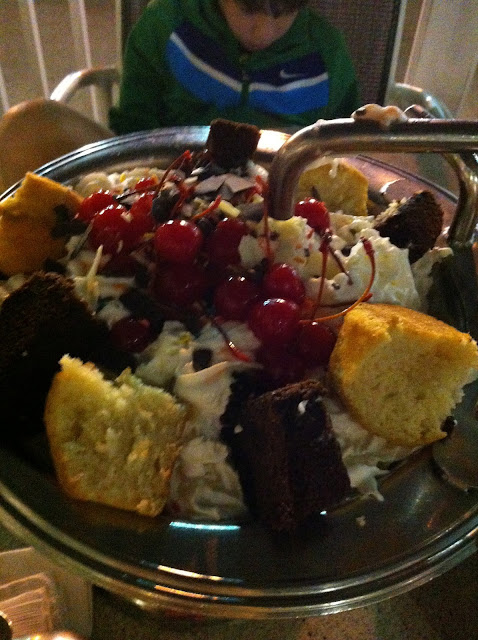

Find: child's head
[219,0,307,52]
[234,0,308,16]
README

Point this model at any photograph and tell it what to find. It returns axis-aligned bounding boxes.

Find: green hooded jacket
[109,0,360,134]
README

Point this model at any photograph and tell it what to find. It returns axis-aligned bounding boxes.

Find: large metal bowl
[0,125,477,619]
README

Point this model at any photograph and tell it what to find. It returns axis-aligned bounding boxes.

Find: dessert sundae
[0,117,477,531]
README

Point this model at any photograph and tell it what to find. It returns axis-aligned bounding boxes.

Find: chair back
[0,99,113,191]
[119,0,151,52]
[310,0,403,106]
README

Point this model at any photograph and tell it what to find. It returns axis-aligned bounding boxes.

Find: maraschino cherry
[154,219,203,264]
[248,298,300,345]
[214,276,261,321]
[262,263,305,304]
[295,197,330,232]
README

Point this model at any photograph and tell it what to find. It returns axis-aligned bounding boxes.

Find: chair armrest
[386,82,454,119]
[50,67,120,104]
[50,67,121,126]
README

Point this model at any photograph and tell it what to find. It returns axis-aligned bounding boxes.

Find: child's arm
[109,38,167,135]
[109,1,177,135]
[315,25,361,120]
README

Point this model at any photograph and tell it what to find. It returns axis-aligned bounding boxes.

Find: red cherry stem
[308,224,352,285]
[115,181,158,203]
[328,243,353,284]
[248,174,266,201]
[257,176,274,265]
[191,194,222,221]
[171,181,195,217]
[311,231,330,318]
[244,183,260,203]
[116,151,193,204]
[201,305,252,363]
[302,236,375,324]
[156,150,193,193]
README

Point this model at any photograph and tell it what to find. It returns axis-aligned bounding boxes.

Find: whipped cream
[168,436,246,520]
[323,397,416,500]
[134,321,258,518]
[412,246,453,310]
[136,321,195,387]
[352,104,408,128]
[240,212,422,309]
[0,274,28,305]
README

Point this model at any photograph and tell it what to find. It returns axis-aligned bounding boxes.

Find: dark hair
[236,0,308,17]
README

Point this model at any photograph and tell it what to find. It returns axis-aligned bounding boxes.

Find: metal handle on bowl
[267,117,478,247]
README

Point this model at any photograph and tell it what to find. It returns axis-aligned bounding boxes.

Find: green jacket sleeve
[109,1,177,134]
[327,56,361,119]
[313,24,361,120]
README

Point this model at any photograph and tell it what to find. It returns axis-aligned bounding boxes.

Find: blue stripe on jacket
[166,21,329,115]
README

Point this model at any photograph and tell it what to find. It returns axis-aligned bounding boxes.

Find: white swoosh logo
[279,69,306,80]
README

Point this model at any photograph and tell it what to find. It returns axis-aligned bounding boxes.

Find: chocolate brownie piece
[206,119,261,170]
[228,379,351,531]
[373,190,444,263]
[0,272,133,435]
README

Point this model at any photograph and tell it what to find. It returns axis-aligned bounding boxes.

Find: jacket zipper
[239,53,250,107]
